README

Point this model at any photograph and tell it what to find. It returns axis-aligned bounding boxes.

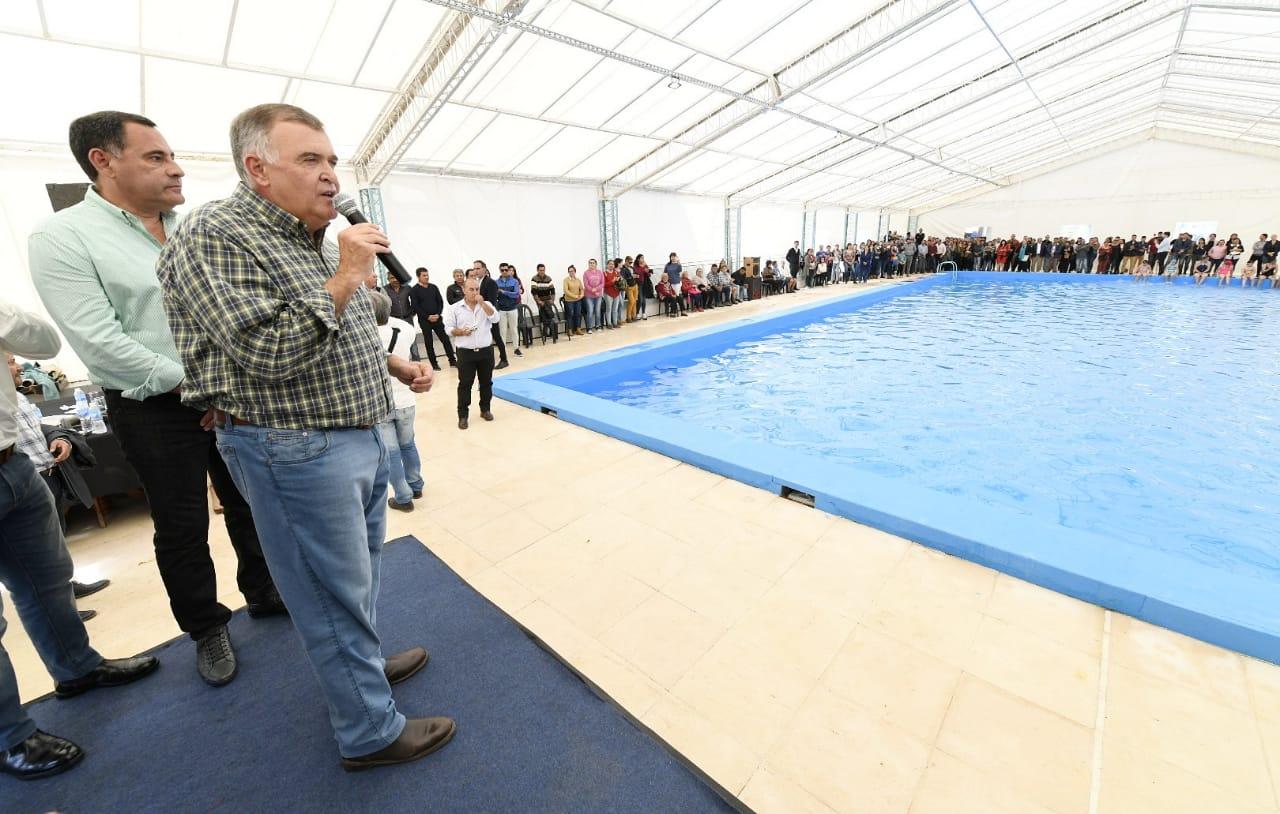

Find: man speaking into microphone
[156,103,455,771]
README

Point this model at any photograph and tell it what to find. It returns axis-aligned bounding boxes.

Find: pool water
[584,279,1280,582]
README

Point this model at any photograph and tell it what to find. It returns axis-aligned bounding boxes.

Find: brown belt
[228,416,372,431]
[0,445,14,466]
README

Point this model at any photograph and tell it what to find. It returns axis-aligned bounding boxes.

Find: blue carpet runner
[9,536,739,813]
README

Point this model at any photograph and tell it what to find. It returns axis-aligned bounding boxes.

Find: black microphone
[333,193,411,284]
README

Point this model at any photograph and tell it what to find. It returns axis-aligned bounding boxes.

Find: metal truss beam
[352,0,529,187]
[908,127,1159,214]
[967,0,1071,150]
[734,1,1180,209]
[736,48,1168,209]
[1161,1,1194,93]
[597,0,994,196]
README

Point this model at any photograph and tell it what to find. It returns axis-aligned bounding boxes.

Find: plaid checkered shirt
[157,183,392,430]
[14,393,55,472]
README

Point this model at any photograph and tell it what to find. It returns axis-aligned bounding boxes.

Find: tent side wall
[915,138,1280,239]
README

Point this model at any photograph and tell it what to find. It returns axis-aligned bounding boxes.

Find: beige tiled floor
[9,279,1280,813]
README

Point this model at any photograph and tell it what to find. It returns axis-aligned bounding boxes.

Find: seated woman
[529,265,557,341]
[693,267,714,308]
[655,277,686,316]
[681,271,703,312]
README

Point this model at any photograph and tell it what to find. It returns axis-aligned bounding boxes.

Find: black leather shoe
[495,361,509,370]
[54,655,159,699]
[246,587,288,619]
[384,647,428,685]
[72,579,110,598]
[480,411,494,422]
[341,717,456,772]
[412,490,423,499]
[458,418,468,430]
[78,609,97,622]
[430,364,441,371]
[0,730,83,780]
[387,497,414,512]
[196,626,238,687]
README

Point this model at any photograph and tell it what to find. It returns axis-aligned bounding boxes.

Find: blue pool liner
[494,272,1280,665]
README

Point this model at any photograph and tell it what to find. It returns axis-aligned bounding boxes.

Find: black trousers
[418,317,455,366]
[456,346,495,418]
[104,391,274,639]
[490,324,508,364]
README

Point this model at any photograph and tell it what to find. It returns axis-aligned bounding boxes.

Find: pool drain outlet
[781,487,815,508]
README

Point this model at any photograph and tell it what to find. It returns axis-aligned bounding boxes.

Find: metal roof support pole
[357,187,388,283]
[598,196,620,267]
[843,208,851,250]
[724,202,742,267]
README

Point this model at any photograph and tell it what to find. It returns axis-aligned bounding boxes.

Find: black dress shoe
[0,730,83,780]
[54,655,159,699]
[341,717,456,772]
[495,361,509,370]
[431,363,441,371]
[72,579,110,598]
[196,626,238,687]
[78,609,97,622]
[412,490,423,499]
[458,418,468,430]
[246,587,288,619]
[480,411,494,422]
[387,497,414,512]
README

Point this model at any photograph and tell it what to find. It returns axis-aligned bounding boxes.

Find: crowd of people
[825,230,1280,285]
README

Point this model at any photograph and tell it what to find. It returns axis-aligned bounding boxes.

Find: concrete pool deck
[11,276,1280,813]
[495,272,1280,667]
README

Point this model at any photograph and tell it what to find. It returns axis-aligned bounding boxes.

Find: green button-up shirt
[156,183,391,430]
[29,186,186,400]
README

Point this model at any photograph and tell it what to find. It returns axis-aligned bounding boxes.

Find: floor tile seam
[1088,609,1113,814]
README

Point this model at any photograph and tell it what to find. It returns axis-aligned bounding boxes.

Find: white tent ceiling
[2,0,1278,211]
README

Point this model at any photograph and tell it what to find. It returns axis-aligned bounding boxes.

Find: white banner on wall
[1175,220,1218,239]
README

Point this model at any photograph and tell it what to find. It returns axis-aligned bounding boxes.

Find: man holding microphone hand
[445,277,499,431]
[157,103,454,771]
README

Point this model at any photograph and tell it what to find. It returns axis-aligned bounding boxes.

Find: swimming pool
[494,273,1280,663]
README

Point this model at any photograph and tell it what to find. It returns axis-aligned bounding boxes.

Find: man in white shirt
[370,292,425,512]
[444,278,499,430]
[0,301,157,780]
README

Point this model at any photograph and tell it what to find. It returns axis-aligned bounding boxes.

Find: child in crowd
[1217,258,1235,286]
[1193,258,1211,286]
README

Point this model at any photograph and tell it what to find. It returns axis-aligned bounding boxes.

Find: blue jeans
[380,406,423,506]
[0,453,102,750]
[564,299,582,332]
[214,422,405,758]
[604,294,623,327]
[585,296,602,330]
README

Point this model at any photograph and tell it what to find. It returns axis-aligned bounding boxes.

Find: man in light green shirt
[29,111,281,688]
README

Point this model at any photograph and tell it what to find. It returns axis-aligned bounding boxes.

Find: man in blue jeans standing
[156,103,454,771]
[0,301,157,780]
[370,291,425,512]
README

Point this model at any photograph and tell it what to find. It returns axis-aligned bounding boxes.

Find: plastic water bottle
[73,388,90,433]
[92,394,108,417]
[87,406,107,434]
